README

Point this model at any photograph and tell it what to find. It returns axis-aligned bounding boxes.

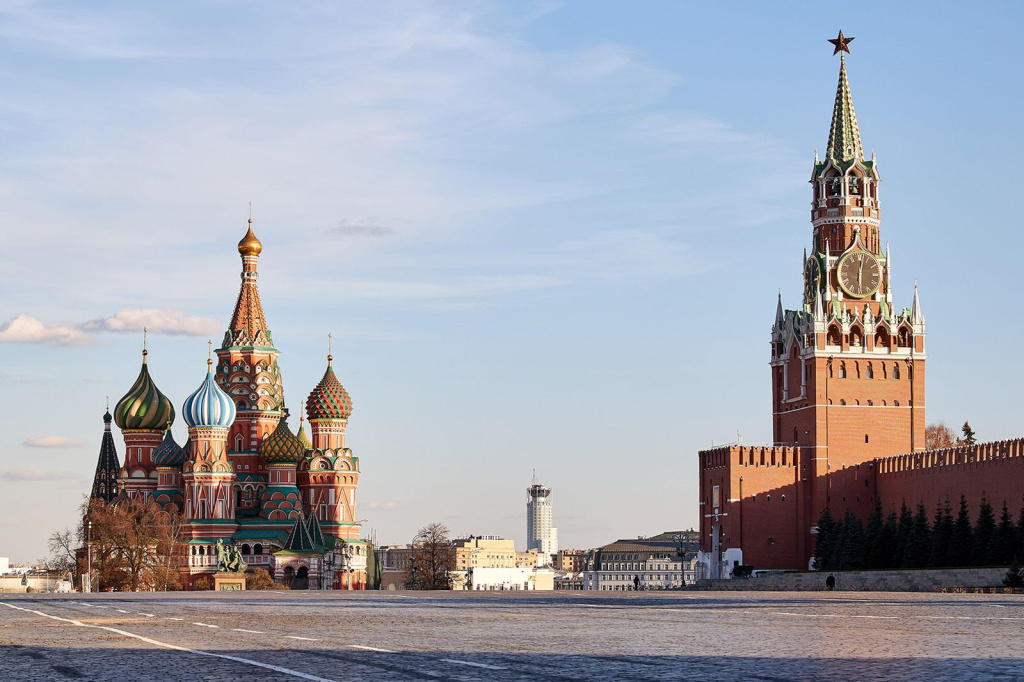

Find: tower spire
[826,32,863,166]
[911,281,924,326]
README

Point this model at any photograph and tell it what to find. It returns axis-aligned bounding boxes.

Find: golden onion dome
[237,219,263,256]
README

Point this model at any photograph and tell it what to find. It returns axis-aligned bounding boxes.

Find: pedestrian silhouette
[825,573,836,590]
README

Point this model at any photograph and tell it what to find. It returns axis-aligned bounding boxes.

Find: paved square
[2,591,1022,680]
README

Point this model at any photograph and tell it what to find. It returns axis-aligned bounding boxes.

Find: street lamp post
[86,519,92,594]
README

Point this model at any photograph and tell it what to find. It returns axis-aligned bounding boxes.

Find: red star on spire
[828,30,854,56]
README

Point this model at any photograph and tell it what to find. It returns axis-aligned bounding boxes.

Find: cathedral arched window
[838,363,847,379]
[893,400,900,407]
[893,363,901,380]
[827,325,841,347]
[254,544,263,555]
[840,399,847,406]
[242,544,251,555]
[866,364,874,379]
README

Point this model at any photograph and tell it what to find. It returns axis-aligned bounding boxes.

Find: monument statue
[216,539,248,574]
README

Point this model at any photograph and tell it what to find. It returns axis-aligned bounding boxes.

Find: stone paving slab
[2,591,1023,680]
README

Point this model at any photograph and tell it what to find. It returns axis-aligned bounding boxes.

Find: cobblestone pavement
[2,591,1023,681]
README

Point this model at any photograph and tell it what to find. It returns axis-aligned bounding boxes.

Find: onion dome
[183,361,237,429]
[261,414,305,464]
[114,350,175,431]
[297,413,312,451]
[238,219,263,256]
[152,428,186,468]
[305,356,353,421]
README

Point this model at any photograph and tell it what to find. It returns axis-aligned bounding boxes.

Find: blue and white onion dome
[182,360,237,429]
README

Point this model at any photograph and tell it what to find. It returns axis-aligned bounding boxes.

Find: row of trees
[816,495,1024,571]
[924,420,976,450]
[47,498,184,592]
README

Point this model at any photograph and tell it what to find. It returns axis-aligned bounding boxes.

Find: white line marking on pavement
[140,613,155,617]
[0,602,338,682]
[194,622,219,628]
[286,636,320,641]
[116,609,129,613]
[348,645,394,653]
[166,617,184,621]
[440,659,507,670]
[233,628,266,634]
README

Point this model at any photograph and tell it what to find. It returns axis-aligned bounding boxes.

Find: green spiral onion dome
[114,351,175,431]
[260,414,305,464]
[305,357,353,421]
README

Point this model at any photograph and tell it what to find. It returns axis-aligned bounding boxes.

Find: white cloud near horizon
[0,468,83,481]
[0,309,221,346]
[22,436,87,448]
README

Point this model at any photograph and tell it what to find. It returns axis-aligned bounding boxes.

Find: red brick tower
[699,33,927,572]
[772,39,926,522]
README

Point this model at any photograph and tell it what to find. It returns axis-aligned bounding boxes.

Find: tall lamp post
[86,519,92,594]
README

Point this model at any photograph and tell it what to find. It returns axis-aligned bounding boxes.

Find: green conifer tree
[949,494,974,567]
[895,501,913,568]
[864,498,885,569]
[991,502,1017,566]
[907,502,931,568]
[841,512,865,570]
[972,498,996,566]
[831,514,848,570]
[814,507,836,571]
[928,499,953,567]
[961,421,976,445]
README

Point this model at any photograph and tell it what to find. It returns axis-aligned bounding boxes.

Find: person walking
[825,573,836,590]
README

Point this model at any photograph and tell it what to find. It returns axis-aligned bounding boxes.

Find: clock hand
[858,259,864,288]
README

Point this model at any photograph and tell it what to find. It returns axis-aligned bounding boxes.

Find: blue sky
[2,1,1023,563]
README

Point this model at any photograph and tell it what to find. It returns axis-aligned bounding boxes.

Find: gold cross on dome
[828,30,854,56]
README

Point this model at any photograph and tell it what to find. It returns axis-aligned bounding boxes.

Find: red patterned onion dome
[260,415,305,464]
[305,357,352,421]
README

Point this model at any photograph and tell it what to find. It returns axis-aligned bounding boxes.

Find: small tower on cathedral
[114,346,175,500]
[181,355,238,538]
[300,352,361,540]
[90,406,121,503]
[152,426,186,511]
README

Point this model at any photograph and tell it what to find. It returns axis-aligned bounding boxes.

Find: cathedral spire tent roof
[826,54,863,169]
[224,218,274,350]
[90,407,121,503]
[280,516,318,554]
[305,512,326,548]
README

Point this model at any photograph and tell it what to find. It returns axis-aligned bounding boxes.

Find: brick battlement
[876,438,1024,475]
[699,444,802,470]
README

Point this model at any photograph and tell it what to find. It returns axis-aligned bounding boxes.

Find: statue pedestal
[214,572,246,591]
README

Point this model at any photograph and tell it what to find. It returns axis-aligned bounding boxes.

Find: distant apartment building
[526,476,557,561]
[556,549,586,573]
[582,531,700,591]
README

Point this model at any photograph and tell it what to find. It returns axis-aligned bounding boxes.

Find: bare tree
[45,527,80,576]
[88,498,184,591]
[926,422,956,450]
[406,522,455,590]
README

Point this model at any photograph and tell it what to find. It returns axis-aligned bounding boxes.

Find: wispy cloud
[325,219,395,240]
[0,309,220,346]
[82,308,220,336]
[0,468,83,481]
[23,436,87,449]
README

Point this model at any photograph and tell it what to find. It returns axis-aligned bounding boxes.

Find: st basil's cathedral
[88,220,368,589]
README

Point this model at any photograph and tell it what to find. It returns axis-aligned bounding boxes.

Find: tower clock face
[804,257,821,302]
[837,251,882,298]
